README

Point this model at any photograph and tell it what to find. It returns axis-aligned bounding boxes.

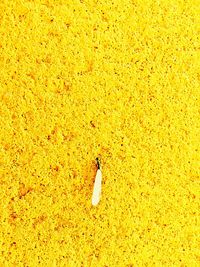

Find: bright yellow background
[0,0,199,266]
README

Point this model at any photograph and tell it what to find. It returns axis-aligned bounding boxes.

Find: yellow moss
[0,0,200,266]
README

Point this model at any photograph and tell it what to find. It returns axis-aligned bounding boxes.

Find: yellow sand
[0,0,199,266]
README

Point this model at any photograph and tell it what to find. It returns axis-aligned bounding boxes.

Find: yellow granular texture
[0,0,200,266]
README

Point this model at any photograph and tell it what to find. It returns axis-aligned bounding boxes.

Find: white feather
[92,169,102,206]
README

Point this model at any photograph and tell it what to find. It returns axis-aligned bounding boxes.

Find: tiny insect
[92,158,102,206]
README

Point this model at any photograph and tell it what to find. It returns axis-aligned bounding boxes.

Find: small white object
[92,159,102,206]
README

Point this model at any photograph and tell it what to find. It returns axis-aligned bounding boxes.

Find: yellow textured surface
[0,0,200,266]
